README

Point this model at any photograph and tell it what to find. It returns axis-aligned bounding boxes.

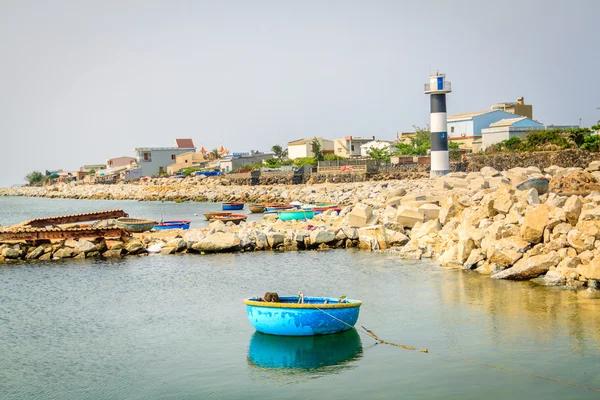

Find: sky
[1,0,599,187]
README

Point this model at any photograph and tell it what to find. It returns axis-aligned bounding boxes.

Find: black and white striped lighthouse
[424,71,451,177]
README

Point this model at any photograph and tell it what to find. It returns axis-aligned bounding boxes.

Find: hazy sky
[1,0,599,186]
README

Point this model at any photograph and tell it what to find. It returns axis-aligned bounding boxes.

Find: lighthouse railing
[424,82,452,92]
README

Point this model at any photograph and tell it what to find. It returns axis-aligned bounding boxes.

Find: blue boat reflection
[247,328,363,371]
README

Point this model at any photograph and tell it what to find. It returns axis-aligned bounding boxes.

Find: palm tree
[210,148,220,160]
[271,145,288,160]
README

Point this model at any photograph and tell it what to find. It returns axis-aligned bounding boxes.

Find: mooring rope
[313,305,600,394]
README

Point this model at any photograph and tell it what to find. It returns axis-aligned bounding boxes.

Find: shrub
[581,135,600,152]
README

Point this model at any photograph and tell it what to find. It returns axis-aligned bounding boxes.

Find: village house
[166,151,209,175]
[219,151,275,173]
[106,156,137,170]
[134,138,196,176]
[333,136,375,158]
[481,117,545,150]
[287,137,334,159]
[360,140,395,157]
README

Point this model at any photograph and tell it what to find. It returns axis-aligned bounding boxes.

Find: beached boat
[209,213,247,225]
[204,211,232,221]
[278,209,314,221]
[153,220,191,230]
[248,203,266,213]
[244,295,361,336]
[516,176,550,195]
[265,204,295,213]
[115,217,156,233]
[222,202,244,211]
[313,204,341,215]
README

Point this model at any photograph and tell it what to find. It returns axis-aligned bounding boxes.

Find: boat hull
[516,177,549,195]
[153,220,190,230]
[244,296,361,336]
[222,203,244,211]
[115,218,156,233]
[278,210,314,221]
[248,204,266,213]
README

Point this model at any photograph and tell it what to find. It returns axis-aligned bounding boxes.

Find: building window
[143,152,151,162]
[351,145,355,151]
[185,160,188,163]
[337,148,342,153]
[450,126,455,133]
[171,154,176,160]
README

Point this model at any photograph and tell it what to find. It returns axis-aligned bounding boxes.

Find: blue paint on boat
[153,220,190,230]
[222,202,244,211]
[277,210,314,221]
[244,296,361,336]
[247,328,363,369]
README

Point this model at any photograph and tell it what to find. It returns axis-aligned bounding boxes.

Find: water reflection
[437,269,600,355]
[247,329,363,382]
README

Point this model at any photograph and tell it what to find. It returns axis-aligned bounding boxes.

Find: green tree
[25,171,43,185]
[581,135,600,152]
[394,125,431,156]
[271,145,288,160]
[310,138,324,161]
[210,148,221,160]
[449,141,461,160]
[366,146,391,163]
[263,158,281,168]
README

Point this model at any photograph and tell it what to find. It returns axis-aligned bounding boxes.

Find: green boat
[278,209,314,221]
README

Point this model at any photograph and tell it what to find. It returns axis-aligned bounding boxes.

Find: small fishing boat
[115,217,156,233]
[516,176,550,195]
[244,295,361,336]
[265,204,295,213]
[278,209,314,221]
[153,220,191,230]
[313,206,342,215]
[222,202,244,211]
[209,213,247,225]
[248,203,266,213]
[204,211,232,221]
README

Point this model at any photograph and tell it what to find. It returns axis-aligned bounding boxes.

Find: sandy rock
[267,233,285,248]
[105,240,124,251]
[75,240,97,253]
[103,249,123,258]
[39,252,52,261]
[184,230,206,246]
[53,248,74,259]
[493,191,514,214]
[418,203,441,221]
[192,232,240,253]
[2,248,20,259]
[576,256,600,279]
[358,226,388,250]
[492,251,560,280]
[464,248,485,270]
[347,204,375,228]
[411,220,441,241]
[398,243,422,260]
[525,188,539,205]
[563,195,583,225]
[25,246,45,260]
[545,193,566,208]
[309,230,336,245]
[567,229,595,253]
[160,247,177,255]
[395,206,424,228]
[487,236,530,267]
[520,204,549,243]
[166,238,186,252]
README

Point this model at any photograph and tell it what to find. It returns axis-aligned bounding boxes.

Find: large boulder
[395,206,424,228]
[2,247,20,259]
[577,256,600,279]
[75,240,97,254]
[358,226,388,250]
[267,233,285,248]
[418,203,441,220]
[563,195,583,225]
[26,246,45,260]
[309,230,336,245]
[492,251,560,280]
[487,236,530,267]
[166,238,186,252]
[184,230,206,247]
[125,239,145,254]
[346,204,375,228]
[493,191,514,214]
[191,232,240,253]
[520,204,550,244]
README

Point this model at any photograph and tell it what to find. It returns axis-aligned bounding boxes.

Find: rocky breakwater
[0,176,436,205]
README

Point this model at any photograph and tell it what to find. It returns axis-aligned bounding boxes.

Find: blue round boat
[222,202,244,211]
[244,296,361,336]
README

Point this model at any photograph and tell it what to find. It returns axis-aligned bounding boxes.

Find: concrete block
[347,204,374,228]
[395,206,425,228]
[418,203,441,220]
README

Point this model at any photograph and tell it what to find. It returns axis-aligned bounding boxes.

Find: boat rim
[244,296,361,309]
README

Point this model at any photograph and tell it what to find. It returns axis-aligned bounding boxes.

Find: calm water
[1,197,600,399]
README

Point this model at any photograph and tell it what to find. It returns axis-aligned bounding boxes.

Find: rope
[312,303,600,394]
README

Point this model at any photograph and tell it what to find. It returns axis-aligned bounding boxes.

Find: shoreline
[2,167,600,294]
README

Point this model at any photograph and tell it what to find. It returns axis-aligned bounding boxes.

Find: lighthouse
[424,71,451,177]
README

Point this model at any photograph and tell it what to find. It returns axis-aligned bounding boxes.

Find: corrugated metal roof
[489,117,527,128]
[447,110,491,121]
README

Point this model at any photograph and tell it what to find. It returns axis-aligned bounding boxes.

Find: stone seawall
[467,150,600,173]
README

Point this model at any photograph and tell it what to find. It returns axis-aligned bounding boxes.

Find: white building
[287,137,334,159]
[481,117,545,150]
[134,138,196,176]
[333,136,375,158]
[360,140,395,157]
